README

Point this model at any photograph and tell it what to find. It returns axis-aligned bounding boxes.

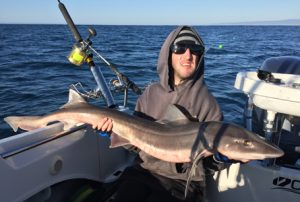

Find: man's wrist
[213,152,230,163]
[213,152,244,164]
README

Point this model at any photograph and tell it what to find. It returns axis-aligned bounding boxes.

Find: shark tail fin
[4,116,43,132]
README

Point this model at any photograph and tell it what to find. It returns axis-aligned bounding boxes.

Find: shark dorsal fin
[60,89,87,109]
[159,104,191,124]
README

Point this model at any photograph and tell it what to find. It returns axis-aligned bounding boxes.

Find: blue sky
[0,0,299,25]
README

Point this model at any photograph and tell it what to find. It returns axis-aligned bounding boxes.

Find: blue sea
[1,24,300,139]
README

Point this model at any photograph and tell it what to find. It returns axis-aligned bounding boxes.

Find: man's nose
[182,48,192,59]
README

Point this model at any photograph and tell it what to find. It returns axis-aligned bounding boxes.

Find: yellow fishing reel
[68,43,88,66]
[67,27,97,66]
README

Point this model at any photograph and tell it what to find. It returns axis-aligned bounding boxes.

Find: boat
[0,1,299,201]
[206,56,300,202]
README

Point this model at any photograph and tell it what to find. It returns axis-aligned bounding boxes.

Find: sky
[0,0,299,25]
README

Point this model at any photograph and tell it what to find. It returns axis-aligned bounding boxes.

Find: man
[97,26,225,202]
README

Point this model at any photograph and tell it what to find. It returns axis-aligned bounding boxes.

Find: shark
[4,89,284,163]
[4,89,284,198]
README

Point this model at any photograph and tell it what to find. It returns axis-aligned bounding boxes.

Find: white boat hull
[207,161,300,202]
[0,123,135,202]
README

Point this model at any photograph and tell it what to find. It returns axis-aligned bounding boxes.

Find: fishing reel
[68,28,96,66]
[59,0,142,109]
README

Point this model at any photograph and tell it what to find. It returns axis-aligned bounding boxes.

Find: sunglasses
[170,44,204,55]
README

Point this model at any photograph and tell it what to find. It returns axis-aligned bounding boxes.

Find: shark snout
[242,139,284,160]
[258,143,284,159]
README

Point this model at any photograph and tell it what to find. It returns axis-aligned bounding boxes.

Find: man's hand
[93,117,113,132]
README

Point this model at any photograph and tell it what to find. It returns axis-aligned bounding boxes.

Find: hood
[157,26,205,91]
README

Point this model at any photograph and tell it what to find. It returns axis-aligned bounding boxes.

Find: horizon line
[1,18,299,26]
[0,22,299,26]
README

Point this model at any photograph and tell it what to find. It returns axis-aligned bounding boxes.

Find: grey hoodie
[134,26,223,193]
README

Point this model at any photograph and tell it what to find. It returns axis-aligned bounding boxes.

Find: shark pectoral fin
[110,133,131,148]
[184,151,206,198]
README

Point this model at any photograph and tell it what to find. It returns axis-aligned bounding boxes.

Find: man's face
[171,46,200,85]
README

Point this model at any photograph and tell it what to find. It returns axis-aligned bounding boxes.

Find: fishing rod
[57,0,142,108]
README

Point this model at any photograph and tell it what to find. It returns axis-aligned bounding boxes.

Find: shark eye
[243,140,253,147]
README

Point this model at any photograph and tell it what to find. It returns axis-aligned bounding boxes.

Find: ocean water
[0,24,300,139]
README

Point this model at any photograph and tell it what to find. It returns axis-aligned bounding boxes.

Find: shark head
[203,122,284,160]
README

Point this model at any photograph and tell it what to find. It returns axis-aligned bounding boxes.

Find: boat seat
[260,56,300,75]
